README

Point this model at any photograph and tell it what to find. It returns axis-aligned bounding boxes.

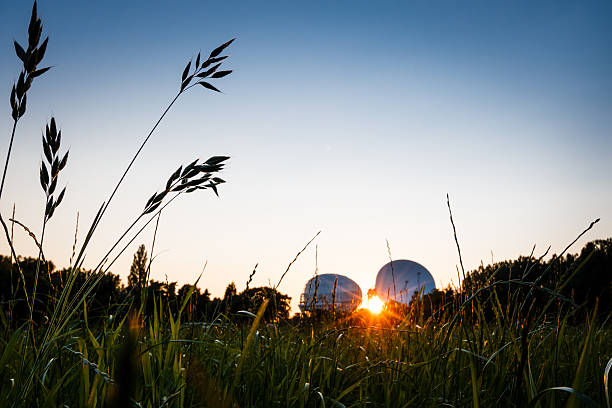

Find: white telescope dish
[375,260,435,304]
[299,273,362,313]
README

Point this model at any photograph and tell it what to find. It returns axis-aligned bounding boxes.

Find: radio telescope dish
[375,260,435,304]
[299,274,362,313]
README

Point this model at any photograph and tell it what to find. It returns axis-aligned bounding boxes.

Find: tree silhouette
[222,282,237,314]
[238,286,291,321]
[128,244,148,293]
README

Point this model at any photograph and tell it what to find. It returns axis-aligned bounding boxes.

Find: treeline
[414,237,612,323]
[1,239,610,326]
[0,244,290,326]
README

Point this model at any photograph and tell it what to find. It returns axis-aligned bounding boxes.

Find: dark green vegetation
[0,245,292,326]
[1,2,611,407]
[0,239,611,407]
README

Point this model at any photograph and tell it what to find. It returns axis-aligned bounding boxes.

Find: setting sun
[363,295,384,314]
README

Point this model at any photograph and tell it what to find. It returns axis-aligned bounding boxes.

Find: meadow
[1,3,611,407]
[1,243,610,407]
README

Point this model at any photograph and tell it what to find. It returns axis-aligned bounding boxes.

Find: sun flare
[364,295,384,314]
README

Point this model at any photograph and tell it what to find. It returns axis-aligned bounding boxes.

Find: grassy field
[1,284,610,407]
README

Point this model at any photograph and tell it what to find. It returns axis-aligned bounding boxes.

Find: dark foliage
[127,244,148,297]
[0,255,123,325]
[1,251,291,326]
[1,238,608,327]
[414,237,612,323]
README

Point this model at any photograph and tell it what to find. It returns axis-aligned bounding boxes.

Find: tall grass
[1,2,234,406]
[1,271,609,407]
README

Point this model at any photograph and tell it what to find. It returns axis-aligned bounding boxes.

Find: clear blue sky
[1,1,611,312]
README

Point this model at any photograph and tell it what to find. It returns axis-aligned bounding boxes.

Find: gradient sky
[1,1,611,313]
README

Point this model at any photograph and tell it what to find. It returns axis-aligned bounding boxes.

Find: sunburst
[363,295,384,314]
